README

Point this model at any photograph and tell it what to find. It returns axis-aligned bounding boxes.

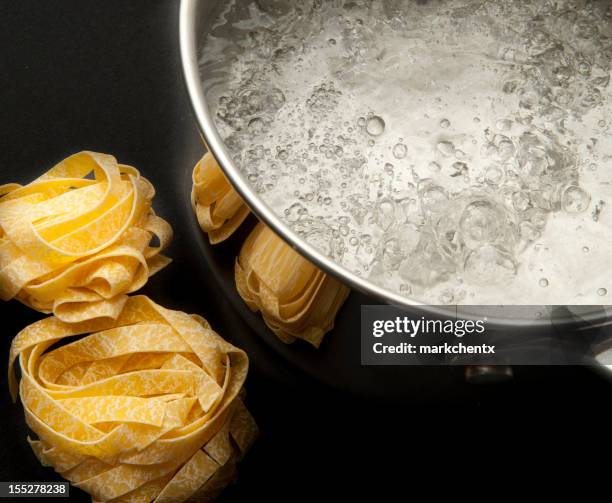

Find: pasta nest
[0,152,172,322]
[9,295,257,503]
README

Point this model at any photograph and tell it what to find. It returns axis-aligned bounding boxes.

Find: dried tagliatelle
[235,222,350,347]
[9,295,257,503]
[191,152,250,244]
[0,152,172,322]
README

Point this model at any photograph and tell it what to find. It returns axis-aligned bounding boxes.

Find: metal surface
[465,365,514,384]
[179,0,610,329]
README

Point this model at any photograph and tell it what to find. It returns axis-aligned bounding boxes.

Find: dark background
[0,1,609,499]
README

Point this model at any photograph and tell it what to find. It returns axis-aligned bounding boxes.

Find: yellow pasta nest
[0,152,172,322]
[235,223,350,347]
[9,295,257,503]
[191,152,250,244]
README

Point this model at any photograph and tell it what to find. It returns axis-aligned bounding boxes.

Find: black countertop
[1,1,610,499]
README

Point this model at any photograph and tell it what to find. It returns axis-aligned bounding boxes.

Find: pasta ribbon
[235,223,350,347]
[9,295,257,503]
[191,153,250,244]
[0,152,172,322]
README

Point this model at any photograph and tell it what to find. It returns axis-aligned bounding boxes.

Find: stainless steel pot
[179,0,612,333]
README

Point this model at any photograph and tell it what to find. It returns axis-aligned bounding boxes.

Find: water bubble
[528,188,553,211]
[519,221,540,241]
[383,228,419,271]
[328,38,336,46]
[400,232,455,287]
[382,237,403,271]
[357,117,366,127]
[481,143,498,158]
[518,141,550,176]
[575,59,591,76]
[598,120,606,128]
[440,118,451,129]
[582,246,590,253]
[451,161,469,177]
[269,88,286,109]
[555,89,572,106]
[484,165,504,185]
[598,288,608,296]
[459,200,503,247]
[512,191,531,212]
[246,145,265,162]
[539,278,549,287]
[376,199,397,230]
[428,161,441,172]
[308,82,341,115]
[399,284,412,294]
[284,202,307,222]
[366,115,385,136]
[495,137,515,161]
[392,143,407,159]
[420,184,448,216]
[524,208,548,229]
[561,185,591,214]
[436,140,455,157]
[248,117,265,133]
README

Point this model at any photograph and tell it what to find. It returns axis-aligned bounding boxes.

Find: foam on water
[200,0,612,305]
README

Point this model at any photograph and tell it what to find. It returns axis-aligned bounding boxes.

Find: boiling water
[200,0,612,305]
